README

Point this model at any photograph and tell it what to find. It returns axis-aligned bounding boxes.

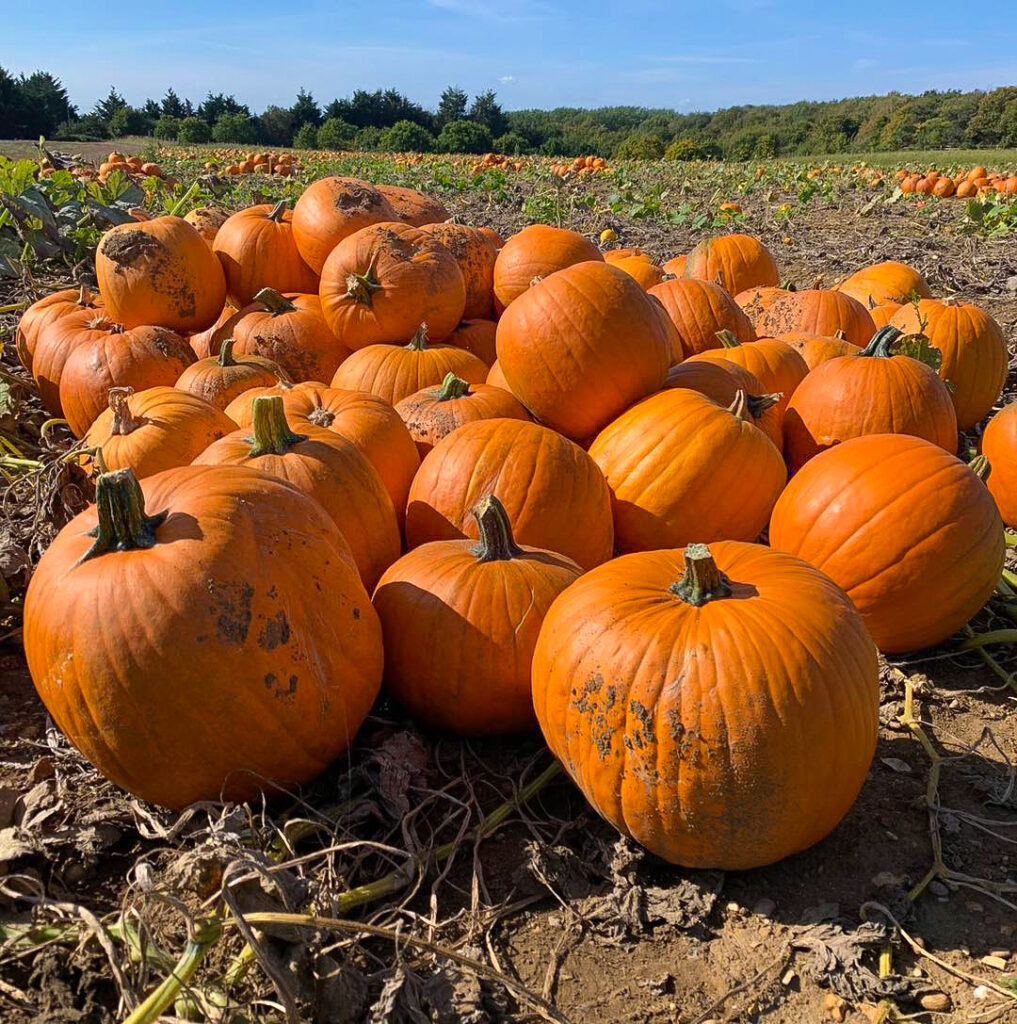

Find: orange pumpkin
[868,301,902,328]
[756,289,876,347]
[375,184,450,227]
[492,225,602,312]
[780,331,860,370]
[373,495,582,734]
[649,278,756,359]
[683,234,779,295]
[319,222,466,347]
[734,284,794,329]
[445,318,497,366]
[188,302,238,359]
[496,261,672,443]
[662,254,686,276]
[835,261,932,307]
[604,250,663,290]
[981,403,1017,528]
[23,464,383,809]
[770,433,1003,652]
[406,417,613,570]
[486,359,512,392]
[420,223,499,320]
[589,388,786,551]
[16,285,103,374]
[175,339,286,410]
[531,540,879,869]
[95,216,227,332]
[183,206,229,247]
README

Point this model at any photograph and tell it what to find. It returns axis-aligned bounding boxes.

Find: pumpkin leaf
[893,333,942,373]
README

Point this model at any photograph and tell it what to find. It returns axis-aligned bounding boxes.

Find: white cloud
[499,75,516,84]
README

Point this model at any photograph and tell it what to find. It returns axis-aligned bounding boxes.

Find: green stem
[167,180,201,219]
[969,454,990,482]
[78,467,166,565]
[247,396,306,457]
[1006,534,1017,549]
[343,257,382,305]
[0,301,29,314]
[857,325,902,359]
[670,543,732,606]
[960,630,1017,649]
[727,389,751,422]
[252,287,297,316]
[715,329,741,349]
[267,199,287,223]
[437,372,471,400]
[217,338,237,366]
[746,392,781,418]
[471,495,523,562]
[406,323,429,350]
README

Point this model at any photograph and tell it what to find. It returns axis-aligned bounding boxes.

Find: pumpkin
[183,206,229,247]
[212,200,320,306]
[319,222,466,347]
[604,251,663,290]
[194,396,400,591]
[769,433,1003,653]
[395,373,530,457]
[783,326,958,472]
[373,495,582,735]
[662,254,686,276]
[290,176,397,274]
[406,417,614,570]
[496,261,672,443]
[225,288,350,383]
[95,216,227,332]
[835,261,932,307]
[486,359,512,392]
[868,301,902,328]
[83,385,235,478]
[889,298,1007,430]
[23,464,383,809]
[780,331,860,370]
[686,332,808,416]
[375,183,450,227]
[756,289,876,347]
[649,278,756,359]
[188,302,238,359]
[58,321,195,438]
[330,324,488,406]
[16,285,103,374]
[664,360,782,448]
[446,318,497,366]
[176,339,286,410]
[589,388,786,552]
[981,403,1017,528]
[492,225,602,312]
[683,233,779,295]
[734,284,793,328]
[531,540,879,869]
[420,223,499,319]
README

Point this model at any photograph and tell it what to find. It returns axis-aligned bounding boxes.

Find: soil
[1,173,1016,1024]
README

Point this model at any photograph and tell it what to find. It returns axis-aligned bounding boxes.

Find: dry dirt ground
[0,176,1016,1024]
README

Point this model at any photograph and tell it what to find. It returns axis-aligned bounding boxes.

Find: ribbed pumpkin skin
[183,207,228,247]
[889,299,1007,430]
[783,346,958,473]
[769,434,1004,653]
[188,302,237,359]
[376,184,450,227]
[23,465,383,810]
[649,278,756,359]
[16,287,103,373]
[982,403,1017,528]
[291,176,397,274]
[176,348,284,410]
[59,324,196,438]
[421,223,499,320]
[212,203,320,306]
[683,234,779,295]
[496,262,672,443]
[605,252,663,290]
[406,418,614,570]
[195,421,400,592]
[531,541,879,870]
[757,290,876,347]
[446,319,497,366]
[835,261,931,307]
[373,532,582,735]
[95,216,226,332]
[663,360,782,448]
[589,389,786,552]
[492,225,602,312]
[395,381,530,458]
[486,359,511,392]
[32,309,120,417]
[687,338,808,416]
[319,222,466,348]
[869,302,901,328]
[84,386,235,478]
[780,332,861,370]
[734,285,791,328]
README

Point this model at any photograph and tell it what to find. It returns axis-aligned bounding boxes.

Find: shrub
[437,119,492,154]
[615,132,664,160]
[53,116,109,141]
[177,116,211,144]
[355,126,384,150]
[494,131,528,155]
[108,106,149,138]
[317,117,357,149]
[212,113,258,144]
[379,119,435,152]
[153,115,180,140]
[664,137,703,161]
[293,122,319,148]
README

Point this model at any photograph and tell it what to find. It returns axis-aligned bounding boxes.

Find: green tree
[468,90,507,137]
[161,88,186,118]
[212,113,258,143]
[318,117,357,149]
[494,131,528,154]
[293,121,319,148]
[878,107,918,150]
[108,105,149,137]
[197,93,249,124]
[92,87,127,125]
[18,72,74,136]
[355,126,384,150]
[966,87,1017,146]
[437,119,492,154]
[615,132,664,159]
[916,116,953,149]
[142,98,161,120]
[0,66,27,136]
[257,106,296,146]
[664,137,704,161]
[290,88,321,127]
[153,115,181,140]
[177,116,212,144]
[438,85,468,126]
[380,119,435,152]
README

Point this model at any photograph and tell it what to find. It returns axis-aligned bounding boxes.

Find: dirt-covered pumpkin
[756,289,876,347]
[980,403,1017,528]
[375,183,450,227]
[23,464,383,809]
[492,225,602,312]
[16,285,103,374]
[769,433,1004,653]
[649,278,756,359]
[531,540,879,869]
[175,339,286,410]
[373,495,582,735]
[734,283,794,328]
[420,223,499,320]
[406,417,613,570]
[835,260,931,307]
[683,234,779,295]
[183,206,228,247]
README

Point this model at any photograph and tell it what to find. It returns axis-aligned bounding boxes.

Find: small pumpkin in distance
[604,250,663,290]
[835,260,931,307]
[176,338,286,410]
[373,495,583,735]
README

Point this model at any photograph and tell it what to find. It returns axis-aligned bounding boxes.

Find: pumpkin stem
[78,467,167,564]
[471,495,523,562]
[252,287,297,316]
[217,338,238,366]
[670,543,732,606]
[78,283,94,307]
[88,313,123,334]
[344,256,382,306]
[307,406,335,428]
[267,199,288,223]
[780,280,797,292]
[108,387,139,435]
[857,325,902,359]
[834,329,847,340]
[727,389,751,422]
[247,395,307,456]
[746,392,782,418]
[437,372,471,401]
[969,454,991,482]
[715,329,741,349]
[529,275,544,288]
[407,323,429,351]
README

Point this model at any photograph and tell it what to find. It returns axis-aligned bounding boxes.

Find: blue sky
[5,1,1016,114]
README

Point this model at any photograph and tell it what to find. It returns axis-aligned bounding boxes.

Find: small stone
[823,993,849,1022]
[973,985,990,1000]
[948,698,960,709]
[965,901,984,913]
[781,968,796,986]
[988,948,1011,960]
[980,955,1007,970]
[725,900,741,913]
[929,880,949,897]
[872,871,906,888]
[881,756,912,774]
[911,966,924,977]
[753,897,776,917]
[919,991,951,1012]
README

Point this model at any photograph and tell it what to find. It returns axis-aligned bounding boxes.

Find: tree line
[2,67,1016,158]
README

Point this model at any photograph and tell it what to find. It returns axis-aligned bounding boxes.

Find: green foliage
[468,90,508,138]
[893,333,943,372]
[292,122,319,149]
[109,106,149,137]
[356,126,385,151]
[963,192,1017,235]
[54,115,110,141]
[380,120,435,153]
[16,72,75,137]
[290,88,321,128]
[318,117,357,150]
[258,106,296,146]
[153,115,181,140]
[438,120,492,154]
[494,132,528,155]
[197,93,250,125]
[664,138,703,161]
[91,87,127,125]
[211,113,258,144]
[438,86,468,126]
[616,132,664,159]
[177,116,212,144]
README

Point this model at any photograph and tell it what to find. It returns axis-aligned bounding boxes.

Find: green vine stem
[0,300,29,314]
[670,543,733,606]
[969,454,991,482]
[746,393,782,418]
[108,387,138,436]
[715,329,741,349]
[251,287,297,316]
[247,396,306,457]
[437,372,471,401]
[471,495,523,562]
[266,199,287,223]
[167,180,201,219]
[344,256,382,305]
[407,323,429,350]
[78,467,166,564]
[217,339,238,367]
[857,325,902,359]
[1006,534,1017,549]
[727,389,751,422]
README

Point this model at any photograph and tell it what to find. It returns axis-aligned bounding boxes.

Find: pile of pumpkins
[897,164,1017,198]
[54,150,167,185]
[15,178,1016,870]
